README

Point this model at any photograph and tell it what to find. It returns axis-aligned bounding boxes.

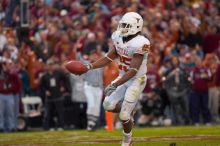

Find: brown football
[65,60,87,75]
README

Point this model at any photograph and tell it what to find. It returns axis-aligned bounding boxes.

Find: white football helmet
[117,12,143,37]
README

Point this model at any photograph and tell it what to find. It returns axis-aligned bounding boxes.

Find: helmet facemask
[118,22,132,37]
[117,12,143,37]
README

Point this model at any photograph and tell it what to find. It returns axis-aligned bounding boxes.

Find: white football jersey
[111,31,150,77]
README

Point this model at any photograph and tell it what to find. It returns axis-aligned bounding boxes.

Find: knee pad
[103,99,115,111]
[119,110,130,121]
[119,100,136,121]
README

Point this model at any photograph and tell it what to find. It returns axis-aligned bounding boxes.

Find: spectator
[83,51,104,131]
[0,22,7,52]
[203,25,220,54]
[0,5,6,21]
[4,37,18,61]
[206,54,220,123]
[83,32,97,55]
[216,64,220,118]
[69,73,87,129]
[182,52,195,73]
[5,0,19,27]
[138,61,163,126]
[54,32,73,59]
[138,91,163,126]
[17,59,30,96]
[189,57,212,125]
[0,57,21,132]
[96,31,109,53]
[158,57,172,77]
[184,17,203,49]
[164,56,190,125]
[32,31,52,62]
[39,58,70,130]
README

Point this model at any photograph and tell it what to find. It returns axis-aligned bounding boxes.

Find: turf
[0,125,220,146]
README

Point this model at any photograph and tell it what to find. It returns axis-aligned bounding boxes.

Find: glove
[104,83,117,96]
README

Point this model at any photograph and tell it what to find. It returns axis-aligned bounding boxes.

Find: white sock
[123,131,132,143]
[123,131,132,136]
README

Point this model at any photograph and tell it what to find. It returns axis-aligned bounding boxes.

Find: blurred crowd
[0,0,220,132]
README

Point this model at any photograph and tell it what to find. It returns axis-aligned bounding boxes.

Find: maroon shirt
[0,72,21,94]
[203,33,220,54]
[190,67,211,92]
[143,70,160,93]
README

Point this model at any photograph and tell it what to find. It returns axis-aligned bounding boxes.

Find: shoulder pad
[132,36,151,55]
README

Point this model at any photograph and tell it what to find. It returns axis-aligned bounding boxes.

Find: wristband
[86,64,93,70]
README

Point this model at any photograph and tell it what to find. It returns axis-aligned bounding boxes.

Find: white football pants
[84,82,103,117]
[103,75,147,121]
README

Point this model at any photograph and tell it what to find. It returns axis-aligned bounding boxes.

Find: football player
[84,12,150,146]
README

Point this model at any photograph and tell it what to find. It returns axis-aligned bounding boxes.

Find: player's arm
[104,53,144,96]
[87,47,118,70]
[113,53,143,87]
[112,43,150,87]
[104,43,150,96]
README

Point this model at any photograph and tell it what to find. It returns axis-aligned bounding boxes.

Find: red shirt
[143,70,160,93]
[0,71,21,94]
[190,67,211,92]
[203,33,220,54]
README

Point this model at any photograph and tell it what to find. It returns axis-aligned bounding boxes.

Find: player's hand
[65,60,89,75]
[85,64,93,72]
[73,64,91,76]
[104,83,117,96]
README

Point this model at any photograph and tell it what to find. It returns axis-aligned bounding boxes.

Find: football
[65,60,88,75]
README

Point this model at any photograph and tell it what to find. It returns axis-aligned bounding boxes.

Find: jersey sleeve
[133,36,151,55]
[135,44,151,55]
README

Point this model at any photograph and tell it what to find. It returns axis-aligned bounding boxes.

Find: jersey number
[119,55,131,72]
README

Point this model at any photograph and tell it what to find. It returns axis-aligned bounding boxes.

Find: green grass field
[0,126,220,146]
